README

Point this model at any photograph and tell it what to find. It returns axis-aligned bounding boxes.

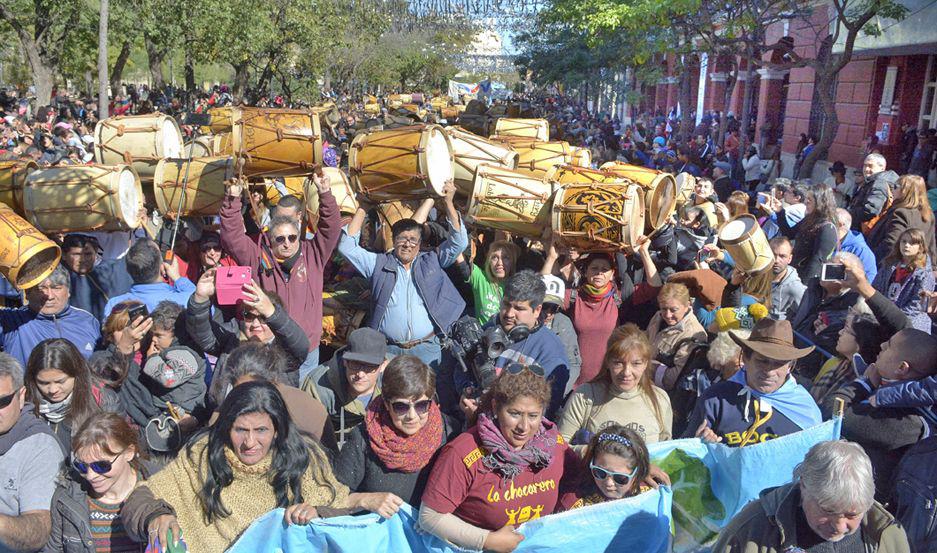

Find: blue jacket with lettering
[368,250,465,336]
[683,380,805,446]
[0,305,100,366]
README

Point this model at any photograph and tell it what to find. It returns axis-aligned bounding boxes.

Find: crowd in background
[0,83,933,552]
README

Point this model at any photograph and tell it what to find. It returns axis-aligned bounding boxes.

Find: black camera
[448,316,512,391]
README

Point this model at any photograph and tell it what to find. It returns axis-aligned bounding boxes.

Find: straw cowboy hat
[729,318,814,361]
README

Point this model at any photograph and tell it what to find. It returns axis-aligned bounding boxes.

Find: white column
[696,52,708,125]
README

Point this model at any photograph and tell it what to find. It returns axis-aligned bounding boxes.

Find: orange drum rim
[0,204,61,289]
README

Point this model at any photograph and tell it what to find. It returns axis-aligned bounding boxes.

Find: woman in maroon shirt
[419,365,580,552]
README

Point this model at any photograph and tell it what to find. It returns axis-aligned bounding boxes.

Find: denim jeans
[297,347,320,386]
[387,337,459,415]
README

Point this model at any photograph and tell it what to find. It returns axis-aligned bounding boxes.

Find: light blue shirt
[103,278,196,318]
[338,219,468,342]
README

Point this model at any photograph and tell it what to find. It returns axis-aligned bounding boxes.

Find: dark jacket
[869,206,937,268]
[68,258,134,323]
[111,346,208,429]
[872,260,935,332]
[0,304,101,367]
[713,483,909,553]
[790,279,859,360]
[185,296,309,406]
[334,414,458,506]
[777,217,838,282]
[369,250,465,336]
[43,464,156,553]
[849,171,892,230]
[219,191,341,345]
[823,379,927,504]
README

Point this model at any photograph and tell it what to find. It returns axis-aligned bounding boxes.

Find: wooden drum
[492,118,549,142]
[349,124,453,202]
[152,156,235,219]
[468,165,553,237]
[322,292,367,347]
[376,200,421,250]
[445,126,519,196]
[719,214,773,274]
[601,161,678,232]
[24,165,143,233]
[552,183,646,252]
[94,114,184,180]
[305,167,359,230]
[230,108,323,178]
[545,165,627,187]
[184,136,214,158]
[675,172,697,209]
[570,147,592,168]
[0,202,60,290]
[0,160,38,215]
[511,140,572,177]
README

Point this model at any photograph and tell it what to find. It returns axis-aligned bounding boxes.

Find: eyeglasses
[394,236,420,246]
[505,363,545,377]
[241,312,267,324]
[273,234,298,244]
[388,399,433,417]
[72,450,124,476]
[589,462,637,486]
[0,387,21,409]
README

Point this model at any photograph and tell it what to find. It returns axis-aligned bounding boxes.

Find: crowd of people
[0,82,933,553]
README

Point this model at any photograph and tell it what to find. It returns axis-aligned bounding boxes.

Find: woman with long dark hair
[122,381,398,551]
[26,338,121,452]
[772,183,839,280]
[869,174,937,264]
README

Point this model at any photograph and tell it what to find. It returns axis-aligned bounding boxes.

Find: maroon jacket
[220,190,340,346]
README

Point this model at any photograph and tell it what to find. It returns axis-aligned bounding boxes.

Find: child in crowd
[811,311,884,405]
[872,228,935,332]
[561,425,651,509]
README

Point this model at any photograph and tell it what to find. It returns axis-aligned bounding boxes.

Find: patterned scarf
[579,281,615,303]
[365,398,443,473]
[477,412,557,481]
[39,393,72,423]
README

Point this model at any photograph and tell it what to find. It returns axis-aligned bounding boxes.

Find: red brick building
[641,0,937,182]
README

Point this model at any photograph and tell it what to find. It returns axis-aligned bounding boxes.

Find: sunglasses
[590,462,637,486]
[0,387,20,409]
[200,244,222,253]
[273,234,298,244]
[241,312,267,324]
[505,363,545,377]
[72,450,124,476]
[388,399,433,417]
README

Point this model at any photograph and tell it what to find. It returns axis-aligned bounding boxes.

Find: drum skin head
[720,218,752,242]
[423,128,453,195]
[117,168,141,228]
[162,119,183,159]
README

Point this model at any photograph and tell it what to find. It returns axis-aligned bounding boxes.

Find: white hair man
[834,208,878,282]
[847,153,891,231]
[713,440,910,552]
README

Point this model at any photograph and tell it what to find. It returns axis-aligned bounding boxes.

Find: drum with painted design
[551,183,646,252]
[468,164,553,237]
[601,161,678,232]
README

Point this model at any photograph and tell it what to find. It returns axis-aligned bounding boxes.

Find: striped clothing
[88,497,142,552]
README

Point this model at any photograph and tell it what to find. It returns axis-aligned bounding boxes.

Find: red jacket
[220,191,340,345]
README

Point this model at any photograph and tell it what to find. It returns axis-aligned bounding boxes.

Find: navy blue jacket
[368,250,465,336]
[0,305,100,366]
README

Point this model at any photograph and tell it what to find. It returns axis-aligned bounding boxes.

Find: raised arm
[219,178,262,267]
[308,171,342,264]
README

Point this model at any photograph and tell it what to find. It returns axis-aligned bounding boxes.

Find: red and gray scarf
[365,398,443,473]
[477,412,557,481]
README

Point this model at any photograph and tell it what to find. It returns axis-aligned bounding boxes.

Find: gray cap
[342,328,388,366]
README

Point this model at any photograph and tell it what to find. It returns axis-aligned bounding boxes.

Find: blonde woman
[869,174,937,265]
[647,283,707,391]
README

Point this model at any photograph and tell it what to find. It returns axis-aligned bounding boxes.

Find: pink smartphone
[215,266,251,305]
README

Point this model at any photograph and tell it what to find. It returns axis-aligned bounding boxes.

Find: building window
[919,55,937,130]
